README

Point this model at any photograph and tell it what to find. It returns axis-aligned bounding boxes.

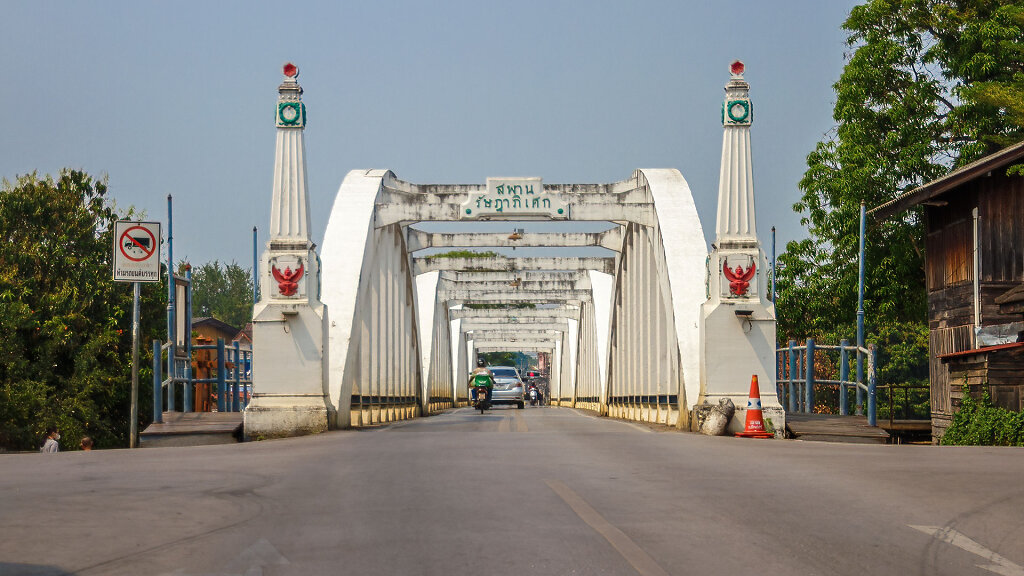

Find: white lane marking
[911,525,1024,576]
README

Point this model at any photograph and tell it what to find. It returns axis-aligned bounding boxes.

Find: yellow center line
[545,479,670,576]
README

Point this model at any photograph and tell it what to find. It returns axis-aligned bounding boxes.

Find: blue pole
[233,341,241,412]
[167,195,175,377]
[217,338,227,413]
[868,344,878,426]
[771,226,776,303]
[856,201,866,415]
[152,340,163,423]
[772,226,778,385]
[839,339,849,416]
[167,355,176,413]
[243,350,251,409]
[787,340,797,413]
[253,226,259,305]
[183,265,193,413]
[805,338,815,413]
[797,347,805,411]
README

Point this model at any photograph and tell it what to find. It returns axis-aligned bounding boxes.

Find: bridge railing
[776,339,878,426]
[151,338,252,423]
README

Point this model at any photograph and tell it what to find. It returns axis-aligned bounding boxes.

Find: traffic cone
[735,375,774,438]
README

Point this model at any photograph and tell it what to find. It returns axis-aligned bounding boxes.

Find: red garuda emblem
[723,260,756,296]
[272,263,304,296]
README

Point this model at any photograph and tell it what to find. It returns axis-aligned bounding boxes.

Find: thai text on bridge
[461,177,568,219]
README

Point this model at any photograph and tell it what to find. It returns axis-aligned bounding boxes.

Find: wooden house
[192,316,240,344]
[871,141,1024,441]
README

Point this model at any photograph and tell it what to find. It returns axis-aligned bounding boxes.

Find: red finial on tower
[283,62,299,78]
[730,60,745,76]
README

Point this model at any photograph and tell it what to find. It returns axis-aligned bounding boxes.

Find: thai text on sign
[461,177,568,219]
[113,221,162,283]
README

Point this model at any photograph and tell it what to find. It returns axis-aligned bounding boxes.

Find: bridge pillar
[698,62,784,435]
[246,64,335,439]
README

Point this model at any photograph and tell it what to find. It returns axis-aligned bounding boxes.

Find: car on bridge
[488,366,525,409]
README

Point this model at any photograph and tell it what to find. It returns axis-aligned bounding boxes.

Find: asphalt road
[2,406,1023,576]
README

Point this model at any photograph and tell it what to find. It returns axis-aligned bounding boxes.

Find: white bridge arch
[320,169,706,428]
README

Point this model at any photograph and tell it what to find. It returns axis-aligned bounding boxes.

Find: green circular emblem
[465,209,472,214]
[279,102,302,125]
[557,208,564,214]
[727,100,750,123]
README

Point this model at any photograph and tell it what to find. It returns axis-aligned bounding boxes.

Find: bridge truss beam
[322,168,707,429]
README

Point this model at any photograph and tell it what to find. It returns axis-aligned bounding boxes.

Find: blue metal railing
[776,339,878,426]
[152,337,253,422]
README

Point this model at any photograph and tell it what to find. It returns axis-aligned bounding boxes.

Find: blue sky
[1,1,860,267]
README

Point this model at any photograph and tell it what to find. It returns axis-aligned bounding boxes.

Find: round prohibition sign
[119,226,157,262]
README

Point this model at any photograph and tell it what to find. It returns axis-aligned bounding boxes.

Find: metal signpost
[113,221,162,447]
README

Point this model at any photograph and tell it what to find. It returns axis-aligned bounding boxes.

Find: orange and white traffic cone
[735,375,774,438]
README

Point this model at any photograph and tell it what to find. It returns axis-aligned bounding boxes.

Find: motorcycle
[529,387,539,406]
[471,373,493,413]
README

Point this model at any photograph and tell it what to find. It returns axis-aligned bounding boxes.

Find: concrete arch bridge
[245,62,782,440]
[319,169,706,429]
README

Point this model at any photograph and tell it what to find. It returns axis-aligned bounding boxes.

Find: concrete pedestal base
[244,398,335,440]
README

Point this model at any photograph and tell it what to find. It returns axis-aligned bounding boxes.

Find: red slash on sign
[119,226,157,262]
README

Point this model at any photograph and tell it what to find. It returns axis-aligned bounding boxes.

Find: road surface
[2,406,1022,575]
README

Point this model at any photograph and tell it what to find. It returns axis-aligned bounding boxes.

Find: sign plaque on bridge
[113,221,162,282]
[461,177,568,220]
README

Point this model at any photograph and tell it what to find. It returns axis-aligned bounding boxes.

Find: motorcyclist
[470,358,493,405]
[528,382,539,405]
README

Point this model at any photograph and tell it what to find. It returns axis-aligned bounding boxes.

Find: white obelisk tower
[697,61,785,435]
[244,63,335,438]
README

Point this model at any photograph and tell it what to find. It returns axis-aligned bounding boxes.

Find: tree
[778,0,1023,338]
[775,0,1023,402]
[182,261,253,329]
[0,171,165,451]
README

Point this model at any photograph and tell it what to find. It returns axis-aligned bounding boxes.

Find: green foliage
[0,171,165,451]
[425,250,498,259]
[479,352,518,367]
[180,260,253,329]
[479,352,533,370]
[941,385,1024,446]
[873,322,930,418]
[776,1,1024,397]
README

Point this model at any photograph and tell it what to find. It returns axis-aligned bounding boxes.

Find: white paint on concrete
[320,166,713,430]
[320,170,390,427]
[246,68,334,439]
[698,64,784,434]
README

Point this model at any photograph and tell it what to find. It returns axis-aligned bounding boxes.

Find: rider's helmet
[476,357,486,368]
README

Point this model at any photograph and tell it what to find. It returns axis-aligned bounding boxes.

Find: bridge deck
[785,413,891,444]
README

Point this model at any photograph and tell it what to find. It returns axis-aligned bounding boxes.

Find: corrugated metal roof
[936,341,1024,360]
[869,140,1024,221]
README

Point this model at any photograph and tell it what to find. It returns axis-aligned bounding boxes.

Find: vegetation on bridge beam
[448,307,580,320]
[441,270,589,283]
[440,280,589,292]
[413,256,615,275]
[440,290,594,303]
[462,322,569,332]
[406,229,624,252]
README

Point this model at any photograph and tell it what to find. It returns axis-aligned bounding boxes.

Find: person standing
[40,427,60,453]
[79,437,94,451]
